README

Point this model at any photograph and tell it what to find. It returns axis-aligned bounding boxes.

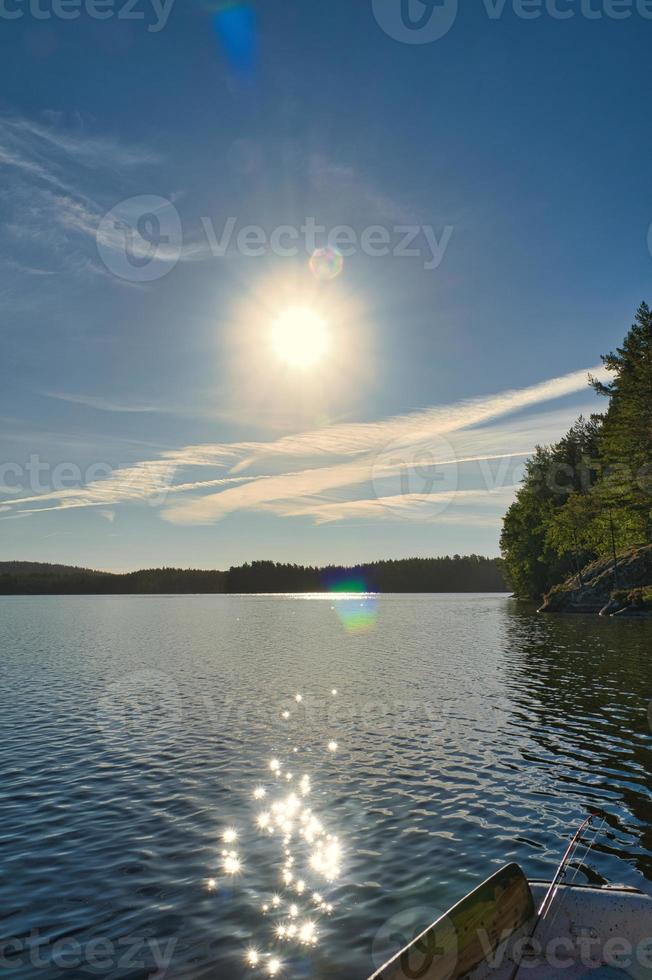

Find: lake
[1,593,650,979]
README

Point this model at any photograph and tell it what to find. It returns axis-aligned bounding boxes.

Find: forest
[0,555,506,595]
[501,302,652,599]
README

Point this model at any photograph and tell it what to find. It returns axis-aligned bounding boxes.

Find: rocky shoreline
[537,545,652,617]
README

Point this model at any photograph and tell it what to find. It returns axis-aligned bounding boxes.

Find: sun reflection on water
[212,686,347,975]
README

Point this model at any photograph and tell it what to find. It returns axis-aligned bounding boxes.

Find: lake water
[1,594,650,979]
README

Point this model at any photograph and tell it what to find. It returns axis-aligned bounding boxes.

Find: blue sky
[1,0,650,571]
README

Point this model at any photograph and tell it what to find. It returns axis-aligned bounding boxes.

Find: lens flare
[211,2,257,78]
[328,578,379,633]
[309,246,344,281]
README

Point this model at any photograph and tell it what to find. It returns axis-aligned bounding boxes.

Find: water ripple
[0,594,650,978]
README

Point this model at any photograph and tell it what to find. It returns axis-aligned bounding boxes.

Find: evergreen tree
[590,301,652,542]
[500,417,600,597]
[502,302,652,597]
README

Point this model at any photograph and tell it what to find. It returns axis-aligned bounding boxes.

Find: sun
[270,306,330,369]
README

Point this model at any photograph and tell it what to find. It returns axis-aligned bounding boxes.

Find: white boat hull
[369,865,652,980]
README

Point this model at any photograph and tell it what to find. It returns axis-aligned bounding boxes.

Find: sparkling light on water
[212,688,347,973]
[223,852,242,875]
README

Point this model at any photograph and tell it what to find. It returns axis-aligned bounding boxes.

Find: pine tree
[500,418,600,597]
[590,301,652,542]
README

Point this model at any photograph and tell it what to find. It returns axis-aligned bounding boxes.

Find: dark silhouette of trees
[0,556,506,595]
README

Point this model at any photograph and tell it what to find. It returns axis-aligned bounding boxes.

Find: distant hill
[0,556,506,595]
[0,561,103,577]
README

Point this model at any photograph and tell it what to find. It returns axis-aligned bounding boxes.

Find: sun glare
[271,307,330,369]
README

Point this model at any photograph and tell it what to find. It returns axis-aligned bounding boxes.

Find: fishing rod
[537,815,594,922]
[510,814,598,980]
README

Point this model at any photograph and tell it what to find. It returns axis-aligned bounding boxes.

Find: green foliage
[545,493,595,585]
[502,302,652,597]
[590,301,652,541]
[500,417,600,596]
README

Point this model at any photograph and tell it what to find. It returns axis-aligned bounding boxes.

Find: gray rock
[539,545,652,616]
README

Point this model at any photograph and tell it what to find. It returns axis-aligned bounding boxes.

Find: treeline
[0,564,228,595]
[0,555,506,595]
[501,302,652,598]
[228,555,506,593]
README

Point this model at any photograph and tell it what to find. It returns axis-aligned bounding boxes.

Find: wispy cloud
[0,258,57,277]
[0,113,172,287]
[228,364,604,472]
[257,486,519,525]
[1,365,607,530]
[308,154,416,225]
[0,115,158,178]
[39,390,160,414]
